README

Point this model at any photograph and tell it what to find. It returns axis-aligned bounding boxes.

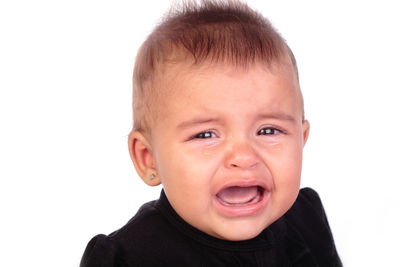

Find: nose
[224,141,260,170]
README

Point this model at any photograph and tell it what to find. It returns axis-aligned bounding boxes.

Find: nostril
[228,159,258,170]
[225,143,260,170]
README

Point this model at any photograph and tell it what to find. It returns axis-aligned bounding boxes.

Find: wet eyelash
[191,130,217,139]
[257,127,285,136]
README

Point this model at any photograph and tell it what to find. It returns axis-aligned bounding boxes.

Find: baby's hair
[133,0,299,133]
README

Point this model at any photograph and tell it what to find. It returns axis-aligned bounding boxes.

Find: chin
[214,220,269,241]
[220,229,264,241]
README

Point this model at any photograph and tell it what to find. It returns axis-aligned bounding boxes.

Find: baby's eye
[193,131,217,139]
[257,127,281,136]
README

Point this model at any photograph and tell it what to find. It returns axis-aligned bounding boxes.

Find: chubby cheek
[155,142,222,211]
[260,139,303,214]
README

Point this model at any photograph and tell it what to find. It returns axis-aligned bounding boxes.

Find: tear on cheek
[204,139,220,149]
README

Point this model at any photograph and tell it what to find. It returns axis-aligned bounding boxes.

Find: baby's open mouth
[216,186,264,206]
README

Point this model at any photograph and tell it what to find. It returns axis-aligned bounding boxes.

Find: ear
[128,130,160,186]
[302,120,310,147]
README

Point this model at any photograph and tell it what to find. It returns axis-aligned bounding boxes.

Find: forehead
[157,60,303,116]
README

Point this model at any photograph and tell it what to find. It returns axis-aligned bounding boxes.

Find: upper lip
[214,178,270,196]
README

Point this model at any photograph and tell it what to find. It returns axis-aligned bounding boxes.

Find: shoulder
[110,200,163,240]
[80,200,165,267]
[286,187,332,228]
[283,187,342,266]
[293,187,326,218]
[80,234,128,267]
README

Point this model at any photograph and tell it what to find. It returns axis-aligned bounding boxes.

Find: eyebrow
[177,117,221,129]
[256,112,297,123]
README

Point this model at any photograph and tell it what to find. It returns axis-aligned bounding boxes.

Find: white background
[1,0,399,266]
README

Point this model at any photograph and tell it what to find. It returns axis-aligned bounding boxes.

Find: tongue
[217,186,259,204]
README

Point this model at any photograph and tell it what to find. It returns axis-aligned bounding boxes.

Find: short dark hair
[133,0,298,132]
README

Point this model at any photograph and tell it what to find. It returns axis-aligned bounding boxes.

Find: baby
[80,0,341,266]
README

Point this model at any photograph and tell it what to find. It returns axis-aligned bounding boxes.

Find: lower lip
[213,189,270,217]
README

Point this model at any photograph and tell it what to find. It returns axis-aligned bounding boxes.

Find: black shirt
[80,188,342,266]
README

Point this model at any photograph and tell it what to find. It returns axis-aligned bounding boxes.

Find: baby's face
[149,62,309,241]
